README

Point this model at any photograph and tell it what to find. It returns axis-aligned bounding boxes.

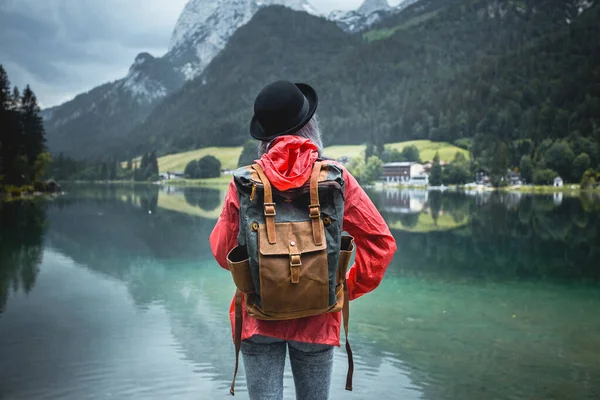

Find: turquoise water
[1,185,599,399]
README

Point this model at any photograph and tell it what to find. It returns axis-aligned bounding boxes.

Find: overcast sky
[0,0,402,108]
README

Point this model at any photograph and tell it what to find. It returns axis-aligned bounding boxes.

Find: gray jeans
[241,334,334,400]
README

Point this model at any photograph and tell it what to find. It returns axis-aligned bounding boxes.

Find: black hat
[250,80,318,141]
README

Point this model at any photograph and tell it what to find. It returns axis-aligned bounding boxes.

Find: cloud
[0,0,403,108]
[0,0,187,107]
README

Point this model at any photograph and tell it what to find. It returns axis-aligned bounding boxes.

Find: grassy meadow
[146,140,468,174]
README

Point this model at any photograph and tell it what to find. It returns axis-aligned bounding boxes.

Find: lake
[1,185,600,400]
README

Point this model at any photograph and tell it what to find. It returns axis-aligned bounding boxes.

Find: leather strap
[343,281,354,391]
[230,289,243,396]
[252,164,276,244]
[309,162,323,246]
[289,233,301,284]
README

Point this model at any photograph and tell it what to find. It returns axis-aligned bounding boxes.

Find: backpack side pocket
[337,235,355,283]
[227,246,255,293]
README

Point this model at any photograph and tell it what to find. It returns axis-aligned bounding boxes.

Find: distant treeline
[126,0,599,185]
[51,152,159,182]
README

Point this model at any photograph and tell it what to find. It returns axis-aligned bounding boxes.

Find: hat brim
[249,83,318,142]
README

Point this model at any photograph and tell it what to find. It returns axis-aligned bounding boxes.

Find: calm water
[1,185,600,400]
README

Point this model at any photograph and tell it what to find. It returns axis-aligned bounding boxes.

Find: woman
[210,80,396,400]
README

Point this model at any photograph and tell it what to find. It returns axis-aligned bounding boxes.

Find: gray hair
[258,114,323,157]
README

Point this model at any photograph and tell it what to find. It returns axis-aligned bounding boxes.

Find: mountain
[357,0,391,15]
[125,5,358,155]
[165,0,318,81]
[329,0,419,33]
[43,0,321,158]
[43,53,184,157]
[43,0,424,159]
[126,0,600,180]
[44,0,600,183]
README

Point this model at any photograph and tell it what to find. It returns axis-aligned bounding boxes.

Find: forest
[0,66,51,195]
[123,0,599,185]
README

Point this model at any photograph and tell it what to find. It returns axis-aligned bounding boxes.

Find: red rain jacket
[209,135,397,346]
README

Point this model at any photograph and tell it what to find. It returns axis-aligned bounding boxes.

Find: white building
[382,162,427,184]
[409,175,429,186]
[554,177,564,187]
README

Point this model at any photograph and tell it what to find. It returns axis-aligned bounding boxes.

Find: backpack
[226,160,355,395]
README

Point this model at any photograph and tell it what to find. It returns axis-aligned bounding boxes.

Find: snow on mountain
[121,53,168,103]
[44,0,418,157]
[329,0,419,33]
[44,0,320,156]
[168,0,220,53]
[357,0,391,16]
[165,0,319,81]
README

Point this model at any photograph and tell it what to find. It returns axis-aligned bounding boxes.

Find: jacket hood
[255,135,319,191]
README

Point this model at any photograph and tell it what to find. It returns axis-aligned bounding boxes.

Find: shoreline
[381,183,600,195]
[13,180,600,197]
[1,190,63,202]
[61,177,233,187]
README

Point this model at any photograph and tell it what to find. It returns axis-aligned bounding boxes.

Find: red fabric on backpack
[209,136,397,346]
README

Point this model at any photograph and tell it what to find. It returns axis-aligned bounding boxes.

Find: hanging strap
[308,162,323,246]
[343,280,354,391]
[252,164,276,244]
[230,289,243,396]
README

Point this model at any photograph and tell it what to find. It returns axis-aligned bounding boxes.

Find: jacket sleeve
[209,180,240,270]
[341,169,397,301]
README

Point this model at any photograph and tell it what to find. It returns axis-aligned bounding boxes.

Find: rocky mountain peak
[357,0,391,16]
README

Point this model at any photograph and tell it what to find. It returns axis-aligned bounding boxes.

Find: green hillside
[158,147,242,172]
[126,6,358,158]
[152,140,467,173]
[124,0,599,184]
[322,140,468,163]
[46,0,600,185]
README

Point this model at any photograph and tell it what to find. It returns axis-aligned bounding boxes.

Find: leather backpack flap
[257,220,329,315]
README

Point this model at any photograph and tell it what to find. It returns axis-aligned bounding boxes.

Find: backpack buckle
[308,204,320,219]
[289,253,302,267]
[264,203,276,217]
[289,253,302,284]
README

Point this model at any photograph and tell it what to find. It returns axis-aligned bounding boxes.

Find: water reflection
[154,185,227,219]
[374,189,472,232]
[0,200,47,313]
[1,186,599,400]
[183,187,222,211]
[374,189,600,283]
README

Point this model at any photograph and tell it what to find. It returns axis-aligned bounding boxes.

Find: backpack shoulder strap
[309,161,324,246]
[344,281,353,391]
[230,289,243,395]
[251,164,277,244]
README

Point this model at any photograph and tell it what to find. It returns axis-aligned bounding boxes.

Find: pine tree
[0,66,11,109]
[491,141,510,186]
[0,66,10,182]
[100,162,108,180]
[429,152,443,186]
[10,87,21,111]
[520,155,534,184]
[0,67,25,184]
[140,153,149,171]
[20,85,46,173]
[149,151,159,177]
[109,158,118,180]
